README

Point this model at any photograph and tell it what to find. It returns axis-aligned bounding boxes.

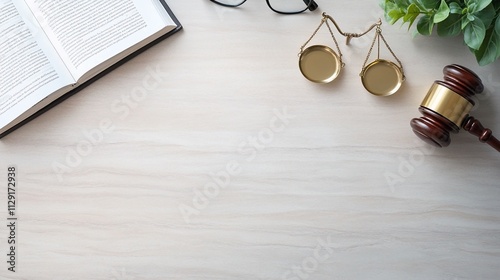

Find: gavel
[410,64,500,152]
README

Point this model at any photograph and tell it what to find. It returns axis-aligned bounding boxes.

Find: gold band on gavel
[420,83,473,127]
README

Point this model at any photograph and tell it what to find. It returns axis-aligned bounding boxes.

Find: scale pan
[299,45,341,83]
[361,59,403,96]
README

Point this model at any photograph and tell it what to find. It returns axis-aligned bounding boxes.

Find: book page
[24,0,176,81]
[0,0,74,132]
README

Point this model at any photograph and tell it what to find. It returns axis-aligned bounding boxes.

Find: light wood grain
[1,0,499,279]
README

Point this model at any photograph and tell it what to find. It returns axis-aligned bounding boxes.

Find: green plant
[381,0,500,65]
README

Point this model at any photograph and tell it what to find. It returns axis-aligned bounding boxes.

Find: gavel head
[410,64,484,147]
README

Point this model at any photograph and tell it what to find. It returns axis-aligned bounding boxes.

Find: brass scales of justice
[298,12,405,96]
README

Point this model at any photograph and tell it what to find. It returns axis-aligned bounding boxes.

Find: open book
[0,0,181,138]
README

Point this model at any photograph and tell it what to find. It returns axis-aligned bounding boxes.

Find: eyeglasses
[209,0,319,15]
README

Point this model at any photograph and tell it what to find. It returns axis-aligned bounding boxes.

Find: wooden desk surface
[1,1,499,279]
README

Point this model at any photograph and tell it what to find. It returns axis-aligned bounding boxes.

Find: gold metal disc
[360,59,403,96]
[299,45,341,83]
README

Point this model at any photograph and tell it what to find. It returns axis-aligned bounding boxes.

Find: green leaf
[468,3,478,13]
[383,0,396,22]
[394,0,412,6]
[403,3,422,28]
[437,13,462,36]
[388,9,406,24]
[498,38,500,59]
[495,12,500,35]
[474,26,500,65]
[474,4,496,29]
[434,0,450,23]
[462,15,472,29]
[468,0,492,13]
[448,2,463,14]
[464,16,486,49]
[417,0,439,9]
[476,0,492,11]
[379,0,500,65]
[388,9,402,23]
[379,0,386,9]
[383,0,398,11]
[417,14,435,35]
[381,0,391,11]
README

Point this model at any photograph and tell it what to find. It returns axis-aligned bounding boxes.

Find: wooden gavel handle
[462,116,500,152]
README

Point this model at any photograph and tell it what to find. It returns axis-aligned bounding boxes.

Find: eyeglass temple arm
[304,0,319,11]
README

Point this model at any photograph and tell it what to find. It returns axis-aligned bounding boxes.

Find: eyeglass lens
[269,0,315,13]
[211,0,316,14]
